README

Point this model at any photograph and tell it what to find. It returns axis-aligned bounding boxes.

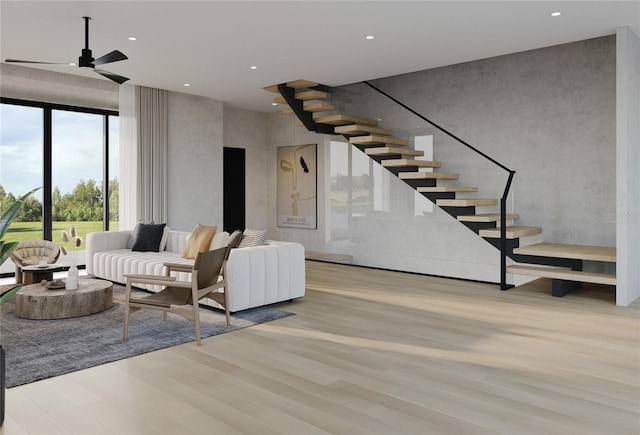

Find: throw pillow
[182,224,217,259]
[131,223,166,252]
[227,229,244,249]
[238,229,269,248]
[210,231,230,250]
[126,220,154,249]
[126,223,140,249]
[159,226,171,251]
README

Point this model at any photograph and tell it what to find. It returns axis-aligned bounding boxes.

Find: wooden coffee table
[15,278,113,320]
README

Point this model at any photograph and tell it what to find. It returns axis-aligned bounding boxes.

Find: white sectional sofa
[86,230,305,312]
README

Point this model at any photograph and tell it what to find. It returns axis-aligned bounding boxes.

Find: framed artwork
[277,144,317,229]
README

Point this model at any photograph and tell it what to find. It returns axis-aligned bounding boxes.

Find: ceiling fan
[5,16,129,84]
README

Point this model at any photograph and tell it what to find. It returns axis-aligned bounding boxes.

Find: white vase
[66,265,79,290]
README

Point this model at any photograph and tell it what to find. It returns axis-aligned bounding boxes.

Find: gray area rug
[0,282,293,387]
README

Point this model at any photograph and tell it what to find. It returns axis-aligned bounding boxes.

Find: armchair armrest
[124,273,193,289]
[124,274,178,288]
[163,262,194,274]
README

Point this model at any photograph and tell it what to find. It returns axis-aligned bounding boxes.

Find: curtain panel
[136,86,168,224]
[118,85,168,229]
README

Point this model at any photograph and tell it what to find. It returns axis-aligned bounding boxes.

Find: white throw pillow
[159,226,170,251]
[210,231,230,250]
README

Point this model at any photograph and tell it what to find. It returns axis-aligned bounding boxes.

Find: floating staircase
[265,80,616,297]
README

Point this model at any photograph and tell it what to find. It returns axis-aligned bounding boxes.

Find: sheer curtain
[119,85,168,229]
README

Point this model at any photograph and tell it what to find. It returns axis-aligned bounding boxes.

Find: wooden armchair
[123,246,230,346]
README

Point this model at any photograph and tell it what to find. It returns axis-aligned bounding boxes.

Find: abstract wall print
[277,144,317,229]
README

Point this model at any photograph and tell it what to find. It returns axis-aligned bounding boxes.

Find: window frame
[0,97,119,240]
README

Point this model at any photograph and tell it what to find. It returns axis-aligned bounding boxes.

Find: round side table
[20,264,65,285]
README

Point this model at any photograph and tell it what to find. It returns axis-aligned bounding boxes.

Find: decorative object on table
[43,279,66,290]
[60,227,83,290]
[0,186,41,427]
[277,144,317,229]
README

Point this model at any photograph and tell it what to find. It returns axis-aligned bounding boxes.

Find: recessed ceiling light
[128,36,137,41]
[272,102,277,106]
[551,11,562,17]
[250,66,258,70]
[69,62,77,66]
[366,35,375,40]
[183,83,191,87]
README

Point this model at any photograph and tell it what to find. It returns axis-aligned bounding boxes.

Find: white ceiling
[1,1,638,112]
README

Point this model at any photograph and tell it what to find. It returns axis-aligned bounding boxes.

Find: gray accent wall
[223,106,269,230]
[166,92,224,232]
[165,99,271,233]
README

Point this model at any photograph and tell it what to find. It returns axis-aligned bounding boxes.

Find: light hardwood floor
[2,261,639,434]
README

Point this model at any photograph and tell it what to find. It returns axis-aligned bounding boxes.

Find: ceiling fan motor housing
[79,48,94,68]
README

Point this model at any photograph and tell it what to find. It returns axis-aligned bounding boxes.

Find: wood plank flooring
[2,261,638,434]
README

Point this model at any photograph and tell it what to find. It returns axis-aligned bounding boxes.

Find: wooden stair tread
[273,90,329,104]
[315,115,377,126]
[479,226,542,239]
[264,80,320,92]
[417,187,478,193]
[399,172,459,180]
[335,124,392,136]
[513,243,616,262]
[366,147,423,157]
[282,102,335,114]
[437,199,498,207]
[294,114,379,128]
[381,159,441,168]
[350,135,408,146]
[507,265,616,286]
[305,250,353,263]
[457,213,520,222]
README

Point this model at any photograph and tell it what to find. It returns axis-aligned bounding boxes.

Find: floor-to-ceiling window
[0,98,118,273]
[0,103,44,242]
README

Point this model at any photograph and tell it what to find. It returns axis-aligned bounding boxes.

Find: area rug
[0,282,293,387]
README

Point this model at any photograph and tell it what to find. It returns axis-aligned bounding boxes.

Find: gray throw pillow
[228,230,244,249]
[131,223,166,252]
[127,221,155,249]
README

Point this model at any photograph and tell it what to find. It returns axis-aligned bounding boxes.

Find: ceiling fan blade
[5,59,71,65]
[92,50,128,66]
[94,68,129,84]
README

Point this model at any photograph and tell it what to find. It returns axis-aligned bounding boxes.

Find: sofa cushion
[238,229,269,248]
[210,231,230,250]
[131,223,166,252]
[228,230,243,248]
[183,224,217,258]
[159,226,170,251]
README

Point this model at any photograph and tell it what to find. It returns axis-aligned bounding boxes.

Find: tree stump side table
[15,278,113,320]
